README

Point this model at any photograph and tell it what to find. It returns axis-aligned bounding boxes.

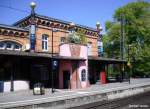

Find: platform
[0,78,150,109]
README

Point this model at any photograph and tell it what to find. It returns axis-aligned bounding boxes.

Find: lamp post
[127,44,132,84]
[96,22,103,57]
[120,14,125,82]
[51,28,59,93]
[110,41,114,58]
[30,2,36,51]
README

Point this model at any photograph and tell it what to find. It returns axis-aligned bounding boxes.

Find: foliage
[76,31,87,44]
[67,31,87,44]
[68,32,81,43]
[104,1,150,76]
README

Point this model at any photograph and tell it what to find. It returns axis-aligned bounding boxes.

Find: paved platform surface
[0,78,150,108]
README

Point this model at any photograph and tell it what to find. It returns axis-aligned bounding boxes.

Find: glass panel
[14,44,20,50]
[42,41,44,50]
[42,35,48,51]
[45,42,47,50]
[87,42,92,56]
[0,42,4,48]
[6,43,12,49]
[81,69,86,81]
[45,36,47,40]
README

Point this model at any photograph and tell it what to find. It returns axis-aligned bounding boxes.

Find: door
[63,71,70,89]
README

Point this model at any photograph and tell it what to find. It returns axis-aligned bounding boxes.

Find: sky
[0,0,149,33]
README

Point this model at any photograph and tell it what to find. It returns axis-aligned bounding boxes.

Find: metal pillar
[51,29,54,93]
[120,14,125,82]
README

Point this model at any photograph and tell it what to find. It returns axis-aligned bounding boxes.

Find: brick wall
[35,25,98,56]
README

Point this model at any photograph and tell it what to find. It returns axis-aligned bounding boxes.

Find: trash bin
[33,83,45,95]
[0,81,4,92]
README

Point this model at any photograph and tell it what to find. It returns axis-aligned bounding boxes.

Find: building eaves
[0,24,29,32]
[13,15,31,26]
[12,13,97,32]
[35,14,97,32]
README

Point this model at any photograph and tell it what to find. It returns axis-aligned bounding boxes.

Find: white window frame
[6,42,13,50]
[0,41,22,50]
[0,42,5,49]
[14,44,21,51]
[42,35,48,51]
[87,42,92,56]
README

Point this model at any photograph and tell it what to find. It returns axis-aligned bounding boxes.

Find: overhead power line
[0,4,30,13]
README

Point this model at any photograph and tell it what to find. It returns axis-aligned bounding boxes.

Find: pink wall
[59,44,71,57]
[59,43,90,89]
[59,60,72,89]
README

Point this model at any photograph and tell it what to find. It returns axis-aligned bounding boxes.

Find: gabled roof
[0,24,29,32]
[13,15,31,26]
[13,13,97,32]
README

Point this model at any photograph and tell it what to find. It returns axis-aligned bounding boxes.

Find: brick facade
[0,14,100,91]
[11,14,99,56]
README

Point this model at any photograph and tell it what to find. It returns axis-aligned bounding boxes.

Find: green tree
[105,1,150,76]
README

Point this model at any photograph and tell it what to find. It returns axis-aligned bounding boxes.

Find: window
[6,42,13,50]
[81,69,86,81]
[42,34,48,51]
[0,42,5,49]
[14,44,21,50]
[0,41,22,50]
[87,42,92,56]
[60,37,66,44]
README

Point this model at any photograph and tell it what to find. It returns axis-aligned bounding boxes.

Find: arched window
[0,41,22,50]
[81,69,86,81]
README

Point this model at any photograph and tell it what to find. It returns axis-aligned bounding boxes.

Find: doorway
[63,71,70,89]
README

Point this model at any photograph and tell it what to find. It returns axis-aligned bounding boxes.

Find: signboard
[30,25,36,50]
[30,34,35,50]
[52,60,58,70]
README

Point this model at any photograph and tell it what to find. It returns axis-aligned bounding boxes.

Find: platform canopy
[0,50,85,61]
[88,56,126,64]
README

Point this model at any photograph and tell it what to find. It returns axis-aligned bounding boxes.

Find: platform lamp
[127,44,132,84]
[96,22,103,57]
[30,2,36,51]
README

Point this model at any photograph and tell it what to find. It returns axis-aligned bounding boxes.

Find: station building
[0,6,125,92]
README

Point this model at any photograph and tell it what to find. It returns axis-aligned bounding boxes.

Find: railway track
[70,91,150,109]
